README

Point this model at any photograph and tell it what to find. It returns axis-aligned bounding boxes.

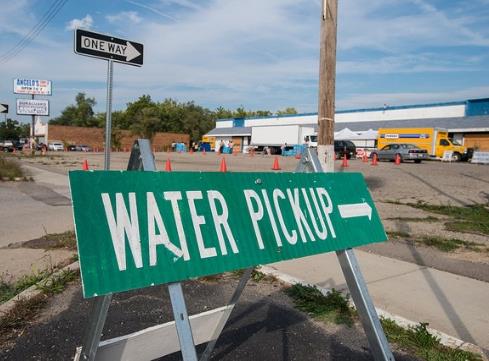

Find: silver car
[372,143,428,163]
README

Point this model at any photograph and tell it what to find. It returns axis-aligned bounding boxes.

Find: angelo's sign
[69,171,386,297]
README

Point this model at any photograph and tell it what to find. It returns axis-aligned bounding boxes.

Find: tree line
[48,93,298,142]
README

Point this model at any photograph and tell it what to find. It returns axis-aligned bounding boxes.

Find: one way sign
[74,29,143,66]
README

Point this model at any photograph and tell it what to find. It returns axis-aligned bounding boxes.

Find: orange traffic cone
[189,147,194,154]
[164,159,172,172]
[82,159,89,171]
[371,153,378,166]
[219,157,227,172]
[295,151,301,159]
[342,154,349,167]
[395,154,401,165]
[272,156,281,171]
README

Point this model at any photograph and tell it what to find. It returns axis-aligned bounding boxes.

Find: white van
[48,141,64,151]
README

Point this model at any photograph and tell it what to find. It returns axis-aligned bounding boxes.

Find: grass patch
[36,269,78,295]
[286,284,355,326]
[231,268,278,283]
[381,318,482,361]
[0,156,24,180]
[385,216,440,223]
[387,231,411,239]
[0,294,47,339]
[0,270,50,303]
[22,230,77,250]
[418,236,486,253]
[407,202,489,236]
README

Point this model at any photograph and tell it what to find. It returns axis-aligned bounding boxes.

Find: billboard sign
[16,99,49,116]
[13,79,52,95]
[69,171,386,298]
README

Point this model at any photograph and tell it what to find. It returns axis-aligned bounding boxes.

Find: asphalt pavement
[0,276,417,361]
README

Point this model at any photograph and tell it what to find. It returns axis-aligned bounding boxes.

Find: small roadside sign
[13,78,52,95]
[69,171,386,297]
[16,99,49,116]
[74,29,143,66]
[0,104,7,113]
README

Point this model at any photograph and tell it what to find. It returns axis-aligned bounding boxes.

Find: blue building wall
[466,98,489,116]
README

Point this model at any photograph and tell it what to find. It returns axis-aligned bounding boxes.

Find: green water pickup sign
[69,171,386,297]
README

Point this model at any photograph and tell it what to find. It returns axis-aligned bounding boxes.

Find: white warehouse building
[205,98,489,153]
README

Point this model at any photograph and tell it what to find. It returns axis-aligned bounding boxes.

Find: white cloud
[66,15,94,31]
[106,11,142,25]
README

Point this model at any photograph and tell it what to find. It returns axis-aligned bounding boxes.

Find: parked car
[371,143,428,163]
[0,140,14,152]
[77,144,92,152]
[67,145,77,151]
[334,140,356,159]
[48,141,64,151]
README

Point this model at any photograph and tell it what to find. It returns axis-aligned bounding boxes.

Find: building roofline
[216,98,489,122]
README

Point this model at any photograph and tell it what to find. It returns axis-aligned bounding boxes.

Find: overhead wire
[0,0,69,64]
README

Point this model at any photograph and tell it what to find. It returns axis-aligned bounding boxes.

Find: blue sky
[1,0,489,123]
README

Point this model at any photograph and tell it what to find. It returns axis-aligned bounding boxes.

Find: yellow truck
[377,127,467,161]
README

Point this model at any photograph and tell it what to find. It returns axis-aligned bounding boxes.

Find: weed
[22,230,77,250]
[386,216,439,223]
[37,269,78,295]
[418,236,485,253]
[286,284,355,326]
[387,231,411,239]
[0,156,24,179]
[0,270,50,303]
[381,318,482,361]
[407,202,489,236]
[0,294,47,337]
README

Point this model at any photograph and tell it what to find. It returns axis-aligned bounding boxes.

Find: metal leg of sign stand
[135,139,199,360]
[78,140,199,361]
[297,147,394,361]
[168,283,198,361]
[79,295,112,361]
[200,267,253,361]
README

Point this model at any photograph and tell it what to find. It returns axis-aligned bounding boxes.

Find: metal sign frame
[297,147,394,361]
[75,139,253,361]
[75,141,392,361]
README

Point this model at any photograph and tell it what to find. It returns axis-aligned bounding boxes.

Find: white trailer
[251,125,315,152]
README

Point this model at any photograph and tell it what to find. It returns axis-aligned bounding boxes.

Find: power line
[0,0,69,64]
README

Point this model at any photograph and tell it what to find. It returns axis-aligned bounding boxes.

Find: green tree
[0,119,29,140]
[276,107,298,115]
[50,92,97,127]
[130,106,161,141]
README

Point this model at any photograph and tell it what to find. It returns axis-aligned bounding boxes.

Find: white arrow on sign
[338,202,372,220]
[81,36,141,62]
[0,104,7,113]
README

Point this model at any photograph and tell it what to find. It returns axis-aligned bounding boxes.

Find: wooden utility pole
[317,0,338,172]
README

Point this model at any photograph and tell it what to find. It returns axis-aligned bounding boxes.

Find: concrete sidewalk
[0,165,73,247]
[270,249,489,353]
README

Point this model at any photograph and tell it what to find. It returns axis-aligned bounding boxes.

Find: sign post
[74,29,143,361]
[13,78,52,149]
[74,28,144,165]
